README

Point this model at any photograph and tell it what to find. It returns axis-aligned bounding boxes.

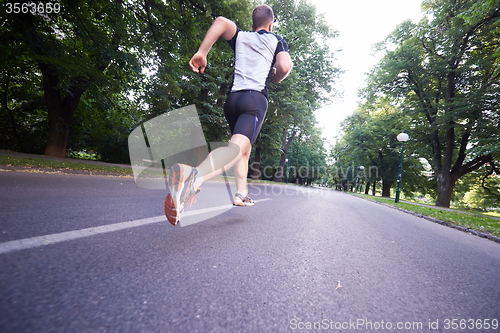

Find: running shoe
[233,192,255,206]
[164,163,199,225]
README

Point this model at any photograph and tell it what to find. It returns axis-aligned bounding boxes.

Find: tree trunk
[364,182,370,195]
[14,13,86,158]
[381,179,392,197]
[273,129,296,183]
[341,179,348,192]
[40,64,84,158]
[372,181,376,196]
[44,119,71,157]
[251,146,262,180]
[434,171,458,207]
[13,9,122,158]
[274,153,287,183]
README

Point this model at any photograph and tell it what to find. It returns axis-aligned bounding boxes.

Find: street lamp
[285,158,289,184]
[395,130,411,203]
[354,165,365,193]
[353,132,363,193]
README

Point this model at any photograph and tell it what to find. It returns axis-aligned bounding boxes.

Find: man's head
[252,4,274,32]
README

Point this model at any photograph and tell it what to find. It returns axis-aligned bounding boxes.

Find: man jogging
[164,4,293,225]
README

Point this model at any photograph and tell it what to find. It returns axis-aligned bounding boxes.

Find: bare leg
[230,134,251,194]
[193,134,251,193]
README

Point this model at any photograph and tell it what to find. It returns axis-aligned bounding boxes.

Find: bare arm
[272,51,293,83]
[189,17,237,74]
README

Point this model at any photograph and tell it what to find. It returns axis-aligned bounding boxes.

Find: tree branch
[479,162,500,201]
[457,153,493,178]
[451,126,471,174]
[453,8,500,68]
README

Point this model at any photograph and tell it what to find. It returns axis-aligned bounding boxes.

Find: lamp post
[353,132,363,193]
[285,158,289,184]
[354,165,364,193]
[395,131,411,203]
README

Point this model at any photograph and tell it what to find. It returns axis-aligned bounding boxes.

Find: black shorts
[223,91,268,144]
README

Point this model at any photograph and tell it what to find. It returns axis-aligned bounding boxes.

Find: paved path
[1,170,499,332]
[3,149,498,220]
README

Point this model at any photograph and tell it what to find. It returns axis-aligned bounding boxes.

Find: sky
[309,0,424,141]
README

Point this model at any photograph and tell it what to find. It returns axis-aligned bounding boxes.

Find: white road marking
[0,198,271,255]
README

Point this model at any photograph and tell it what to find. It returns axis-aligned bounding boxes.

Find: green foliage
[332,99,428,196]
[69,88,143,164]
[286,127,327,184]
[458,165,500,210]
[1,0,254,161]
[0,24,47,153]
[463,180,500,210]
[363,0,500,206]
[2,0,337,168]
[1,0,148,157]
[254,0,341,180]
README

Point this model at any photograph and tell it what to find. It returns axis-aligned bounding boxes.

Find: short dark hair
[252,5,274,28]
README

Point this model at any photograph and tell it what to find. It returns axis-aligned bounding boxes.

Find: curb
[353,194,500,244]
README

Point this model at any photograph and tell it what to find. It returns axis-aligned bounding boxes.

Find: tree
[463,178,500,210]
[142,0,252,143]
[366,0,500,207]
[0,24,47,153]
[251,0,341,182]
[333,99,428,197]
[5,0,141,157]
[459,163,500,209]
[285,127,327,185]
[3,0,252,158]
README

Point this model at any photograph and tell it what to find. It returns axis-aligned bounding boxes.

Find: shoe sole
[164,194,179,225]
[233,201,255,207]
[166,164,186,225]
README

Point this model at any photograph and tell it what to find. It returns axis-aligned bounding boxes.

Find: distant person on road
[164,4,293,225]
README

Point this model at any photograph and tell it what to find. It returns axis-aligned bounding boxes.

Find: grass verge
[353,193,500,238]
[0,156,132,175]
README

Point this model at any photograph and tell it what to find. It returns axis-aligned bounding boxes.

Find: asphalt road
[1,170,499,333]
